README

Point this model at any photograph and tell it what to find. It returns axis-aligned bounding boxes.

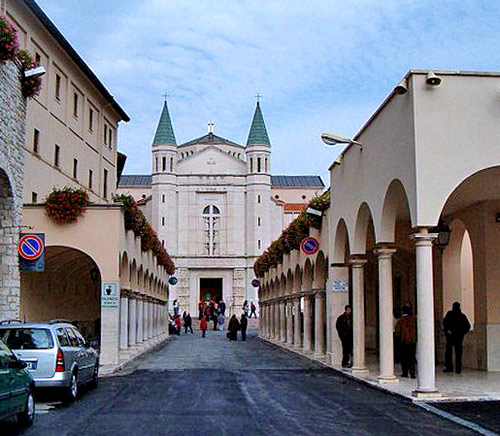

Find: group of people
[336,301,471,377]
[242,300,257,318]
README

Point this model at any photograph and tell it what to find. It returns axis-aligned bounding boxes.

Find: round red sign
[18,234,44,260]
[300,237,320,256]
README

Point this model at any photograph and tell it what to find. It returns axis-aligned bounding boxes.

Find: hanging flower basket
[0,15,19,63]
[44,187,90,224]
[17,49,42,98]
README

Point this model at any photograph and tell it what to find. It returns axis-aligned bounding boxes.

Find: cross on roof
[208,121,214,133]
[255,93,262,102]
[162,92,169,101]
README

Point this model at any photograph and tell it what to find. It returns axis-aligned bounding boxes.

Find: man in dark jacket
[184,313,193,334]
[443,302,471,374]
[240,314,248,341]
[394,306,417,378]
[336,305,352,368]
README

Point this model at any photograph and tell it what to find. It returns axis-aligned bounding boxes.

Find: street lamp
[320,132,362,148]
[433,220,451,249]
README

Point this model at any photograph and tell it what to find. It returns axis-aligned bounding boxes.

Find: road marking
[416,402,500,436]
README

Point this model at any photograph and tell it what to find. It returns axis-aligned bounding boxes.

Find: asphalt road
[3,324,478,436]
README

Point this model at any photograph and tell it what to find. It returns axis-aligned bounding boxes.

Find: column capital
[350,255,368,267]
[373,247,397,258]
[410,231,438,246]
[313,290,326,299]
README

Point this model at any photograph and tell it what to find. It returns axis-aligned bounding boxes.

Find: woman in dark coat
[228,315,240,341]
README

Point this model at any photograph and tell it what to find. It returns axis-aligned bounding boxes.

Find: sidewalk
[262,338,500,403]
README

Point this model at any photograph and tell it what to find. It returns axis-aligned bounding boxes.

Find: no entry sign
[251,279,261,288]
[18,234,45,261]
[300,237,320,256]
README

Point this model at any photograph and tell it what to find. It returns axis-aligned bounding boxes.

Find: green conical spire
[246,101,270,147]
[152,101,177,146]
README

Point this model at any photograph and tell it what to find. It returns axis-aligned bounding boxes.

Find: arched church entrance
[20,246,101,344]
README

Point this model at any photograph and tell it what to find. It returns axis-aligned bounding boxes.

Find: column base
[314,352,326,359]
[378,375,399,384]
[412,390,441,398]
[350,367,369,374]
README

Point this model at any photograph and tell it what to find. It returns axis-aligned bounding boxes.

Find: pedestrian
[240,313,248,341]
[218,313,225,331]
[200,316,208,338]
[219,300,226,316]
[336,305,353,368]
[250,302,257,318]
[174,315,181,336]
[228,314,240,341]
[443,302,471,374]
[212,308,219,331]
[173,299,180,317]
[184,313,193,334]
[243,300,250,317]
[394,306,417,378]
[198,301,204,320]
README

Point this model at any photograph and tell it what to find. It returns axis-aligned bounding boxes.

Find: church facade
[118,101,324,315]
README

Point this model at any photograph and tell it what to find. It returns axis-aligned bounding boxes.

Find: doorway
[200,278,223,303]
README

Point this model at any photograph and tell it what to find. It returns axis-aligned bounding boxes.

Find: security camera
[394,79,408,95]
[426,71,442,87]
[24,66,46,79]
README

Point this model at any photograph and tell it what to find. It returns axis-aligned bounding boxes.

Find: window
[55,328,69,347]
[65,328,79,347]
[203,205,220,256]
[89,108,94,131]
[162,194,165,203]
[104,124,108,145]
[33,128,40,153]
[162,217,165,226]
[73,329,86,347]
[265,158,268,172]
[88,169,93,189]
[170,157,173,172]
[257,157,262,173]
[31,192,38,203]
[257,195,261,204]
[55,74,61,100]
[73,159,78,179]
[0,328,54,350]
[162,156,166,171]
[250,158,254,173]
[54,144,60,167]
[103,168,108,198]
[258,217,261,226]
[108,128,113,148]
[258,240,261,249]
[35,52,41,65]
[73,92,78,118]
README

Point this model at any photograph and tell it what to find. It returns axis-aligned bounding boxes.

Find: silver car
[0,320,99,402]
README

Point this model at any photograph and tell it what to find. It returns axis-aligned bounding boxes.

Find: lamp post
[320,132,362,148]
[432,220,451,250]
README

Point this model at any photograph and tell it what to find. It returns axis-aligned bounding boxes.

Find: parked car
[0,337,35,426]
[0,320,99,402]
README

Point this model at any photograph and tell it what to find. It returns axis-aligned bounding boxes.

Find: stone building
[0,60,26,320]
[118,101,324,315]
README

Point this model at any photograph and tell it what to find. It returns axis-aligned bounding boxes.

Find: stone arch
[293,265,302,293]
[353,202,375,254]
[302,258,313,291]
[130,260,138,289]
[120,251,130,288]
[332,218,350,263]
[286,269,293,295]
[379,179,413,243]
[279,273,287,296]
[313,251,327,289]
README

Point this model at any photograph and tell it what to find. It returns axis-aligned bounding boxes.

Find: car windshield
[0,328,54,350]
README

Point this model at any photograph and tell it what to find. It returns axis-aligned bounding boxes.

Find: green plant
[17,49,42,98]
[0,15,19,63]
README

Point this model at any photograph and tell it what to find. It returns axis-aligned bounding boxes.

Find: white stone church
[118,101,324,315]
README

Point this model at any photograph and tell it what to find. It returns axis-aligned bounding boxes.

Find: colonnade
[119,289,168,351]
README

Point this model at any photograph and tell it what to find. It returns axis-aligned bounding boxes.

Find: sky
[34,0,500,184]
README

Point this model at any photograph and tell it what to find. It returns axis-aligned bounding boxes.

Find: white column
[375,248,398,383]
[120,296,129,350]
[412,231,439,395]
[143,301,149,341]
[279,301,286,342]
[351,257,368,372]
[286,300,294,344]
[314,291,326,356]
[128,298,137,345]
[273,302,280,340]
[263,303,269,338]
[148,303,154,338]
[137,300,144,342]
[303,294,313,353]
[294,297,301,348]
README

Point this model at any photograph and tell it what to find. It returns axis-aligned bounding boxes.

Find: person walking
[240,313,248,341]
[228,314,240,341]
[336,305,353,368]
[219,300,226,316]
[443,302,471,374]
[173,299,180,317]
[198,301,204,320]
[394,306,417,378]
[200,316,208,338]
[243,300,250,317]
[184,313,193,334]
[218,313,225,331]
[249,302,257,318]
[174,315,182,336]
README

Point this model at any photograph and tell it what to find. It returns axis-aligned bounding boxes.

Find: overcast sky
[35,0,500,184]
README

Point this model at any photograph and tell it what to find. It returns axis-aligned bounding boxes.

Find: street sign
[168,276,178,285]
[300,237,320,256]
[332,280,348,293]
[251,279,261,288]
[101,282,119,308]
[18,234,44,260]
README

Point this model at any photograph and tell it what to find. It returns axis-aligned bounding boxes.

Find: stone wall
[0,61,26,319]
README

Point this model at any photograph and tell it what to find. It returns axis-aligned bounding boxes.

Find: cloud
[35,0,500,176]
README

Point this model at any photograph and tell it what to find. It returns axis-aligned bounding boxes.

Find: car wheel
[89,363,99,389]
[18,387,35,427]
[65,372,78,402]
